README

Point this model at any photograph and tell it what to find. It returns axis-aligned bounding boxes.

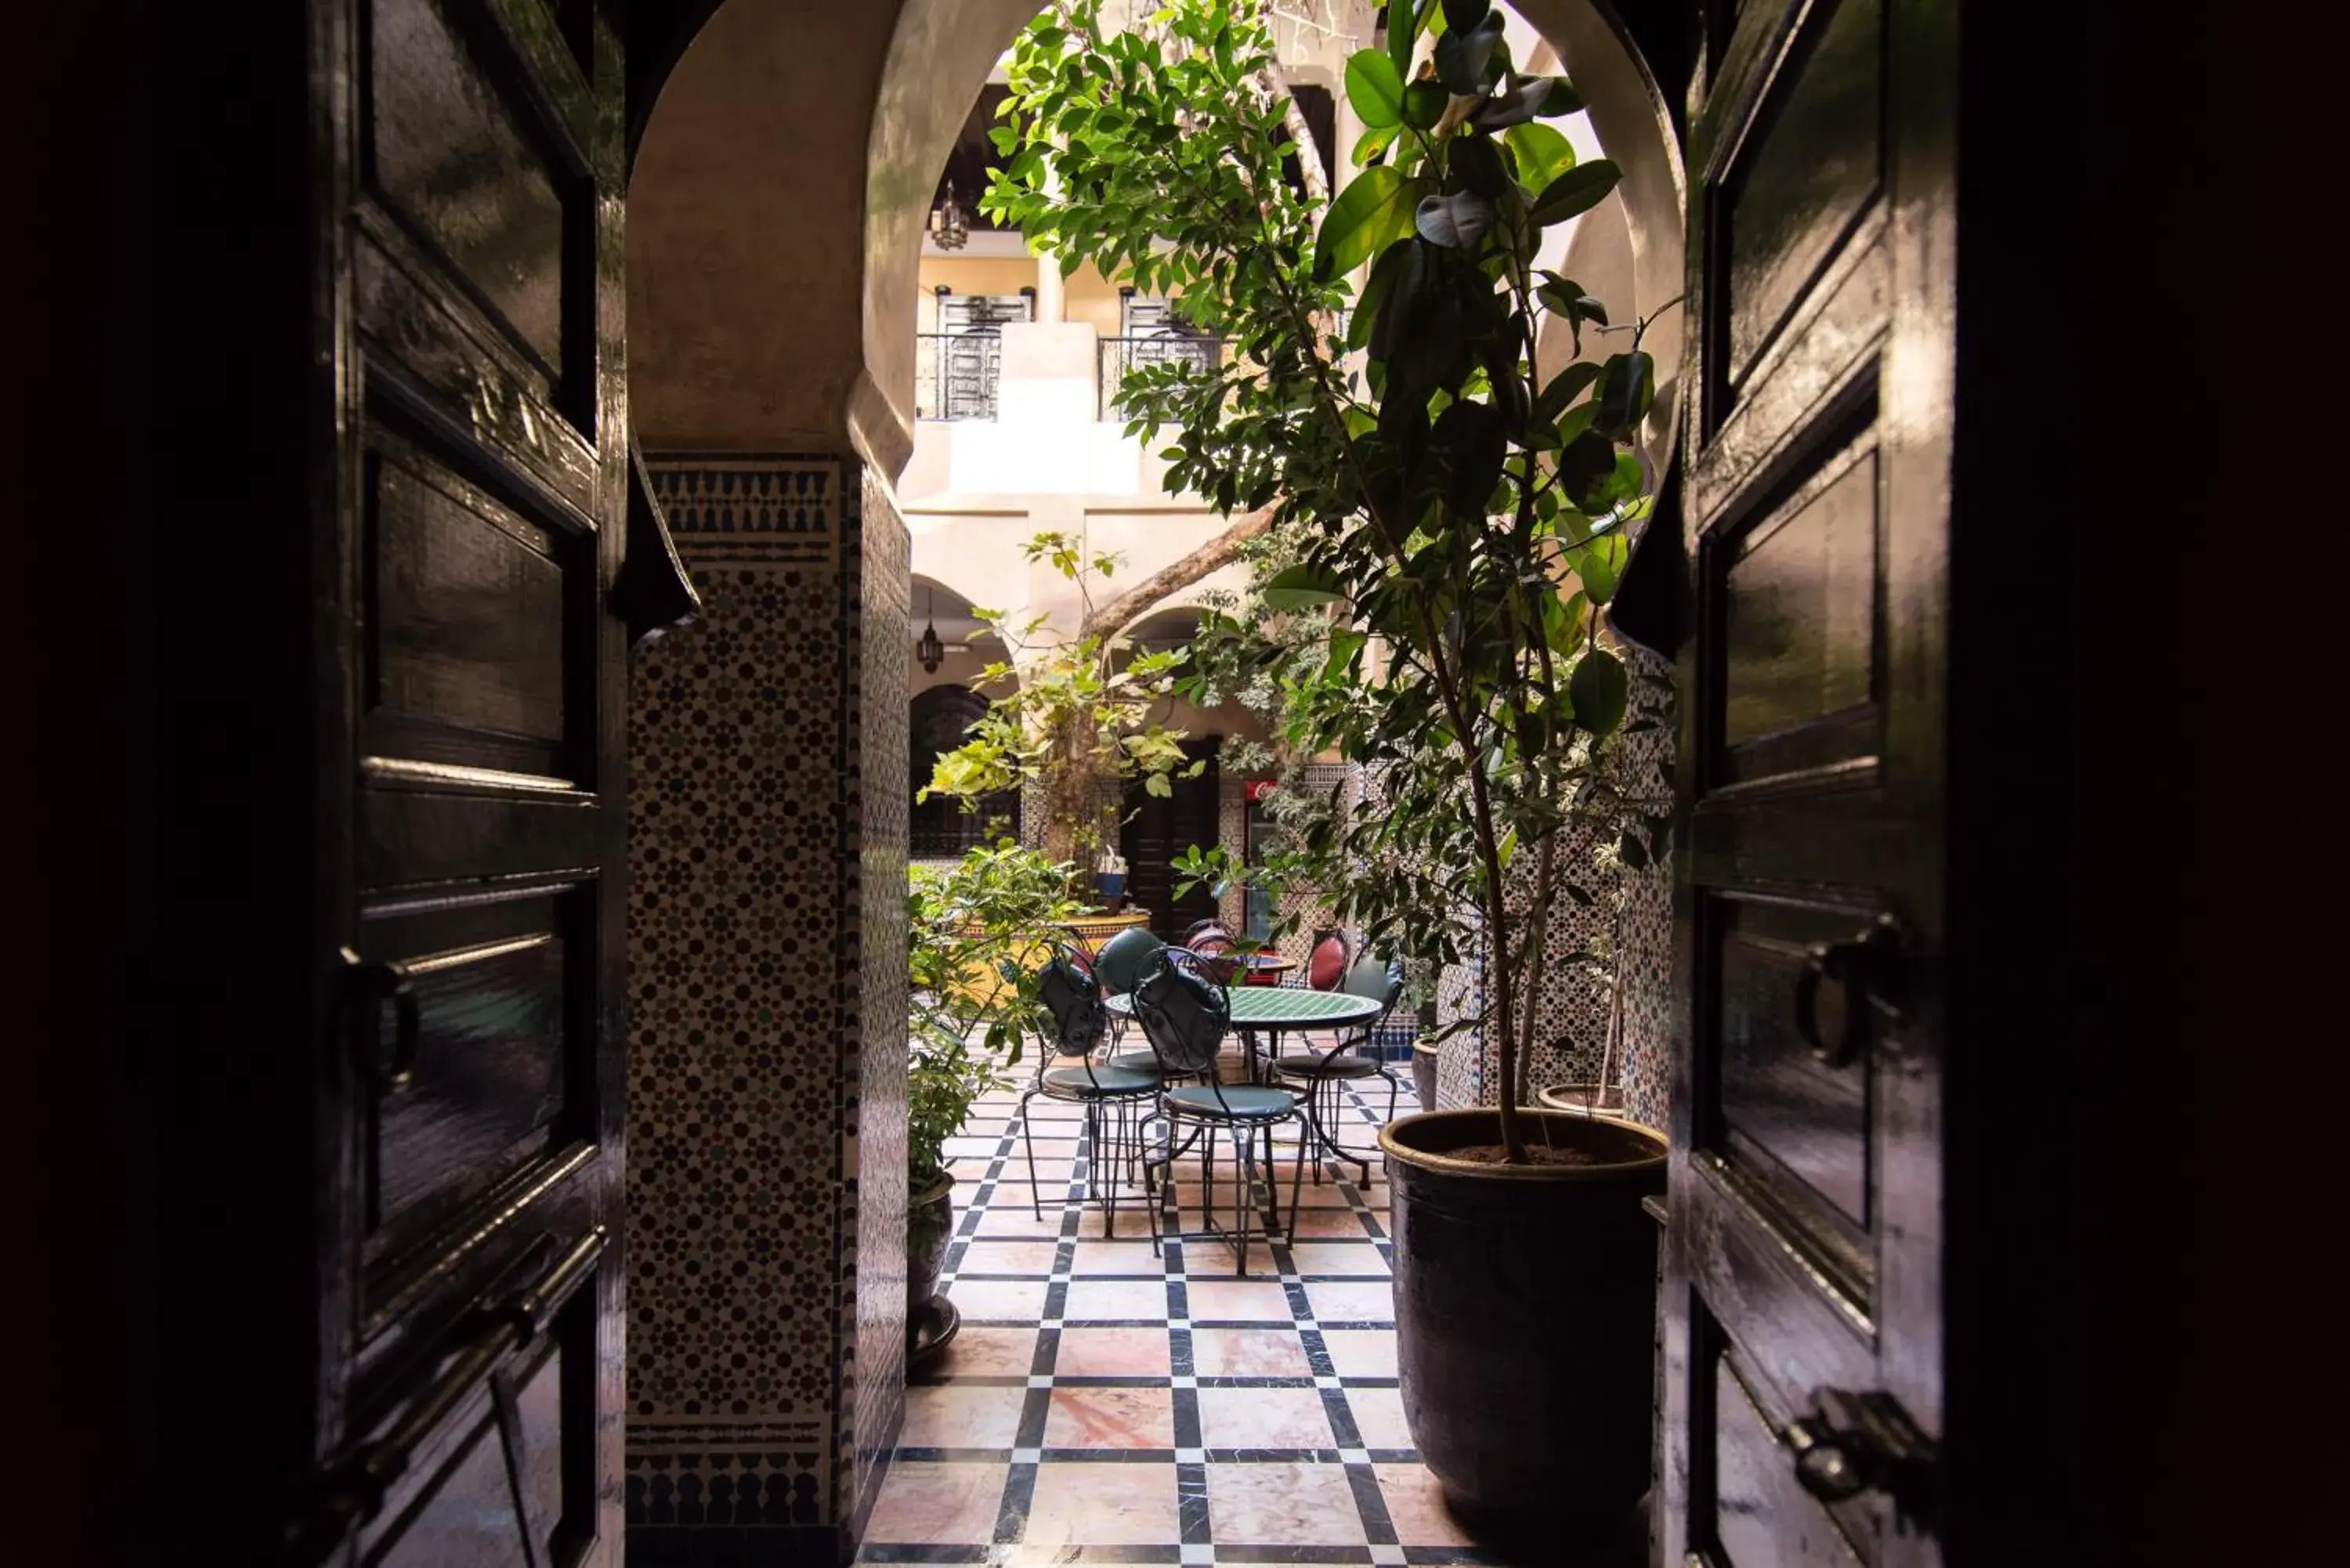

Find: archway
[620,3,1689,1559]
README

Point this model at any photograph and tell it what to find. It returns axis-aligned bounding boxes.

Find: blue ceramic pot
[1093,871,1126,905]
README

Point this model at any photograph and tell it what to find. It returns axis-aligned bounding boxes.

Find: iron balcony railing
[1097,331,1222,421]
[916,331,1003,421]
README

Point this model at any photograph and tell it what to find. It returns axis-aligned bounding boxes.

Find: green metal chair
[1269,952,1405,1183]
[1133,948,1307,1275]
[1090,925,1167,1073]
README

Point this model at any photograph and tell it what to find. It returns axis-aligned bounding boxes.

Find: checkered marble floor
[856,1058,1539,1566]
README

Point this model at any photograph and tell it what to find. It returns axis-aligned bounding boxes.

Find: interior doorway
[1121,737,1221,940]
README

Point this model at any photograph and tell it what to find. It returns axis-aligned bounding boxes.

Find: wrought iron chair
[1018,942,1157,1237]
[1090,925,1166,1069]
[1305,931,1351,992]
[1132,948,1306,1276]
[1269,952,1406,1184]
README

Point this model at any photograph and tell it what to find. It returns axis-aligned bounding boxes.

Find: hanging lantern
[929,180,970,251]
[917,587,945,674]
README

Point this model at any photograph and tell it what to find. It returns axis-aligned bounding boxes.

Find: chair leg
[1285,1113,1307,1239]
[1020,1088,1044,1219]
[1232,1123,1255,1277]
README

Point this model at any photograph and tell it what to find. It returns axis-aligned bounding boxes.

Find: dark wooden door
[1123,740,1221,939]
[302,1,632,1563]
[1663,0,1951,1563]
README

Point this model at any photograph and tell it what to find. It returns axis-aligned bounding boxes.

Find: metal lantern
[929,180,969,251]
[917,588,945,674]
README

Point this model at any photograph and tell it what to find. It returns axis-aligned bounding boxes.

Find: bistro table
[1105,984,1383,1177]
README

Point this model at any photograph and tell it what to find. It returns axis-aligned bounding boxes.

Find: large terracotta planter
[1380,1108,1667,1527]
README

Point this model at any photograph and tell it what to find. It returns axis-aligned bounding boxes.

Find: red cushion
[1308,936,1347,990]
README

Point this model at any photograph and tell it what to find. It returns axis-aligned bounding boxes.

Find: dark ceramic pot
[907,1172,956,1318]
[1380,1108,1667,1526]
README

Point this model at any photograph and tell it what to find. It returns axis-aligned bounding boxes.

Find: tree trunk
[1080,508,1273,641]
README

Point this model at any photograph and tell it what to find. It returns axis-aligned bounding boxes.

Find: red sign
[1245,779,1279,802]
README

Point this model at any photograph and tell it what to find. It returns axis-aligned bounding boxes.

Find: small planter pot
[1093,870,1126,906]
[907,1172,959,1364]
[1410,1037,1443,1108]
[1380,1108,1667,1528]
[1535,1080,1628,1119]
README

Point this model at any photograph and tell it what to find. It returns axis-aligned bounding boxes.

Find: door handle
[340,947,421,1093]
[1791,914,1904,1068]
[1781,1386,1940,1531]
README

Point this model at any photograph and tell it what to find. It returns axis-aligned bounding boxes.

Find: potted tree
[906,843,1085,1360]
[988,0,1676,1530]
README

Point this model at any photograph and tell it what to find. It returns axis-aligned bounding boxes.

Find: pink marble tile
[1342,1386,1414,1449]
[1375,1461,1478,1547]
[1069,1240,1163,1276]
[1205,1460,1365,1545]
[973,1206,1068,1238]
[956,1239,1061,1275]
[862,1460,1007,1545]
[949,1278,1052,1321]
[1062,1278,1171,1321]
[1317,1328,1397,1378]
[1196,1386,1336,1450]
[1184,1279,1293,1322]
[1021,1460,1180,1546]
[1285,1205,1380,1237]
[899,1383,1029,1448]
[1052,1326,1173,1378]
[1191,1326,1311,1378]
[1287,1241,1390,1277]
[1302,1280,1394,1324]
[936,1325,1040,1377]
[1041,1385,1178,1449]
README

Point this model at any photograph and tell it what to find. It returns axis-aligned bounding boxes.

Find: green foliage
[906,843,1087,1187]
[989,0,1679,1158]
[918,529,1194,867]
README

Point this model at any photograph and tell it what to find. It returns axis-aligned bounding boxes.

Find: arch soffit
[632,2,1682,482]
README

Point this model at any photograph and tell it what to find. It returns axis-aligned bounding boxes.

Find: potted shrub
[906,843,1085,1358]
[988,0,1676,1530]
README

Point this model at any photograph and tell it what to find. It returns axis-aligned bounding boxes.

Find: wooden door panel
[309,0,631,1561]
[361,0,602,428]
[1669,0,1949,1561]
[356,1258,604,1568]
[362,425,594,785]
[1716,0,1884,396]
[1706,891,1875,1245]
[356,880,602,1273]
[1710,1350,1867,1567]
[1716,435,1879,770]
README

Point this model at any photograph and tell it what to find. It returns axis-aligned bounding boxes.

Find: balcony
[916,331,1003,421]
[1097,331,1223,421]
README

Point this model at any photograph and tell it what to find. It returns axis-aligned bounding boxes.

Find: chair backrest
[1186,926,1232,954]
[1036,943,1107,1060]
[1092,926,1166,997]
[1132,948,1229,1078]
[1180,918,1224,945]
[1341,952,1405,1028]
[1307,933,1348,991]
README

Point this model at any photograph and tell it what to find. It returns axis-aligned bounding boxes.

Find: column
[623,453,912,1563]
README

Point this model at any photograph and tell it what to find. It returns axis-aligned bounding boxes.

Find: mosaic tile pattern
[1428,650,1676,1129]
[848,468,914,1538]
[625,454,910,1563]
[854,1064,1608,1566]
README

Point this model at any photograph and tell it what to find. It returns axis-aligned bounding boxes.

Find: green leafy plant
[987,0,1676,1161]
[907,841,1088,1187]
[920,531,1202,874]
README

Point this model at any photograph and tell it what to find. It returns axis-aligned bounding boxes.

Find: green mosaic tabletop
[1104,985,1382,1030]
